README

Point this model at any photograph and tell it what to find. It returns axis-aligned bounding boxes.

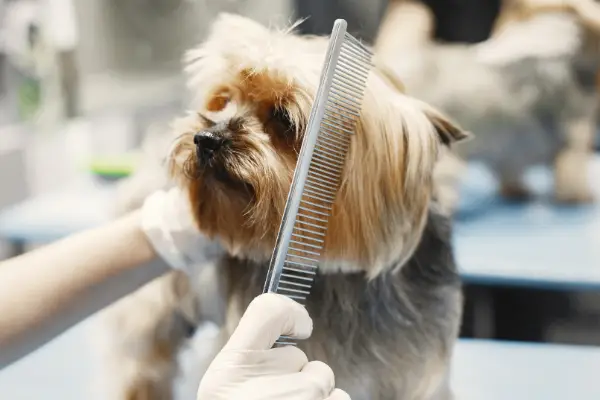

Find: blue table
[455,202,600,290]
[450,157,600,337]
[454,156,600,290]
[0,182,115,253]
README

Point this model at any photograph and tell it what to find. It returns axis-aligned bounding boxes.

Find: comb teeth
[263,20,373,347]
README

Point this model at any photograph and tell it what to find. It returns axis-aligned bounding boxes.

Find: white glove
[140,187,223,273]
[197,293,350,400]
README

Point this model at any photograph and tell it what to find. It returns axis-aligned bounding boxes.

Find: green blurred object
[18,76,41,120]
[87,153,140,180]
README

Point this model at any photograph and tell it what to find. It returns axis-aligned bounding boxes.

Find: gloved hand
[140,186,223,273]
[197,293,350,400]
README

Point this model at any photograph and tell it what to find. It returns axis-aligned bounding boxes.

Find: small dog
[99,14,468,400]
[377,0,600,213]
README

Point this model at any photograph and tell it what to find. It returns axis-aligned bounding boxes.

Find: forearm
[0,211,169,368]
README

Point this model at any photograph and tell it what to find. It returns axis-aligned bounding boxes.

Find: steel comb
[263,19,373,346]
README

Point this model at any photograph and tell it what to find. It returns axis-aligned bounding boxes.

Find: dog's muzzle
[194,130,224,162]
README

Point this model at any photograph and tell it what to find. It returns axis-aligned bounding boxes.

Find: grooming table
[452,157,600,338]
[454,156,600,290]
[0,182,115,255]
[455,202,600,290]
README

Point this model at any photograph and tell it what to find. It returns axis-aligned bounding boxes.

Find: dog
[376,0,600,214]
[98,14,469,400]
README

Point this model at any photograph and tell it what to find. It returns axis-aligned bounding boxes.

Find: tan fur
[375,0,435,58]
[168,13,466,276]
[555,114,598,202]
[495,0,600,35]
[95,272,193,399]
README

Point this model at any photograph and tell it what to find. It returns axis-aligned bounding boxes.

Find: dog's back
[396,12,586,164]
[389,10,598,206]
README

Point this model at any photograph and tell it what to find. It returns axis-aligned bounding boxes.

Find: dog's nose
[194,130,222,160]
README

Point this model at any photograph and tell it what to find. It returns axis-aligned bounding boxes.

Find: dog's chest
[215,255,461,400]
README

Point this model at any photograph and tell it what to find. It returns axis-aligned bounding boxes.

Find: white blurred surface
[452,340,600,400]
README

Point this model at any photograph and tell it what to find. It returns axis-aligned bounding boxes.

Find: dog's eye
[267,107,294,136]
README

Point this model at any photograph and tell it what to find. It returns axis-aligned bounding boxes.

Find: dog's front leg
[96,271,199,400]
[554,112,595,204]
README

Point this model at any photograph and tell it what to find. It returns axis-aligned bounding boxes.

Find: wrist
[139,187,223,273]
[123,210,159,262]
[140,188,191,270]
[106,210,158,271]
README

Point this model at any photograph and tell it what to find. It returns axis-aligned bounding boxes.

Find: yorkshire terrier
[99,14,468,400]
[376,0,600,213]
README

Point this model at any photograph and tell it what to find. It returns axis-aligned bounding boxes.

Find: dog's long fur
[99,14,468,400]
[377,1,600,212]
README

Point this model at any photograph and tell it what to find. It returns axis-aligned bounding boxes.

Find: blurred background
[0,0,599,398]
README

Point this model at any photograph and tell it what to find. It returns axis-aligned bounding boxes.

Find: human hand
[140,187,223,272]
[197,293,350,400]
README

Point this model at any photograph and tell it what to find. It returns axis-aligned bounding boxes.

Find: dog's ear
[374,62,406,93]
[423,106,472,146]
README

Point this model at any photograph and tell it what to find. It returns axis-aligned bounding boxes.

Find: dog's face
[169,14,467,276]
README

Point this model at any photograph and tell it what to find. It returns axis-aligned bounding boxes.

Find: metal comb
[263,19,373,347]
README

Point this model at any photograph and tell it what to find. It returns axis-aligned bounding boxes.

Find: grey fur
[389,12,599,206]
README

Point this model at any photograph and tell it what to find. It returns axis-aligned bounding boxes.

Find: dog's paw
[554,150,594,205]
[123,379,173,400]
[499,182,532,202]
[554,188,595,205]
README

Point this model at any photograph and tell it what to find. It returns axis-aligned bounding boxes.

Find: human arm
[0,186,220,369]
[0,210,168,368]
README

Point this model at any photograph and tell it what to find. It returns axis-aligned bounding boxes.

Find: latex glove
[140,186,223,273]
[197,293,350,400]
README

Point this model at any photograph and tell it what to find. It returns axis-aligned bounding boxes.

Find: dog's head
[169,14,468,276]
